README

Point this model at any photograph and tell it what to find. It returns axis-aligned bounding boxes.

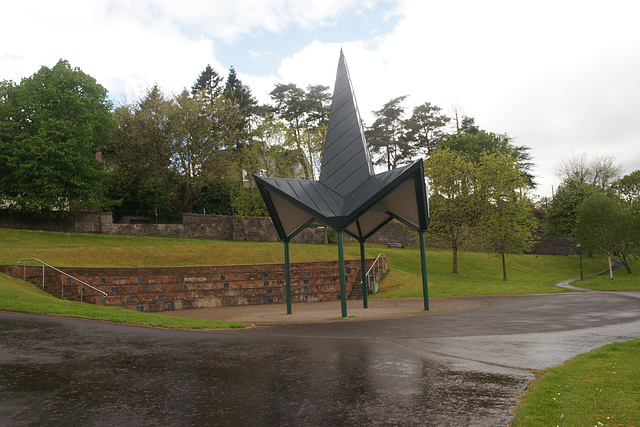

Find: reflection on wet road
[2,291,639,426]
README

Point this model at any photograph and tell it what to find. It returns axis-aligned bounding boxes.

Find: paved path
[164,297,487,325]
[1,289,639,426]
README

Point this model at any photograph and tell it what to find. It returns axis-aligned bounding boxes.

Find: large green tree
[612,170,640,203]
[191,64,223,101]
[0,60,113,215]
[403,102,450,159]
[167,90,243,211]
[440,130,535,186]
[478,153,537,281]
[574,193,631,279]
[546,179,601,236]
[108,84,173,216]
[269,83,330,179]
[425,148,482,274]
[111,85,245,213]
[366,95,410,170]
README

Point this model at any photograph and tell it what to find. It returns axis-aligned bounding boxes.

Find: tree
[546,179,601,236]
[448,104,478,134]
[459,116,480,134]
[223,66,258,124]
[478,153,537,281]
[425,148,481,274]
[403,102,450,159]
[440,131,512,163]
[574,193,630,279]
[167,90,243,211]
[612,170,640,203]
[191,64,223,101]
[556,152,622,188]
[440,131,535,187]
[269,83,331,179]
[222,66,259,171]
[610,170,640,273]
[612,201,640,274]
[0,60,113,215]
[107,85,174,217]
[109,85,245,213]
[366,96,410,170]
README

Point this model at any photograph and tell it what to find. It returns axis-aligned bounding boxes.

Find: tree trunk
[501,252,507,281]
[452,244,458,274]
[619,257,632,274]
[608,255,614,280]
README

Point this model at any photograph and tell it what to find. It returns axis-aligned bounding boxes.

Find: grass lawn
[376,248,607,298]
[573,259,640,291]
[0,227,611,327]
[1,228,608,300]
[512,339,640,426]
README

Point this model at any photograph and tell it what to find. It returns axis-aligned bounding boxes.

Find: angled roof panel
[270,193,315,238]
[254,51,429,241]
[319,50,373,197]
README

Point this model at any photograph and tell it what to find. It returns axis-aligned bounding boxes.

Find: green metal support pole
[338,230,348,318]
[284,239,292,315]
[419,230,429,311]
[360,240,368,309]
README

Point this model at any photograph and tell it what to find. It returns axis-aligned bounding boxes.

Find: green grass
[375,249,607,298]
[573,259,640,291]
[0,228,351,267]
[512,339,640,426]
[0,228,610,328]
[0,272,246,329]
[1,228,608,298]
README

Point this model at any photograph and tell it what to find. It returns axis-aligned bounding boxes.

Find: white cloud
[266,0,640,195]
[2,0,639,198]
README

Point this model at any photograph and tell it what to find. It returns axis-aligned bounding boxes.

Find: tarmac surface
[2,284,640,426]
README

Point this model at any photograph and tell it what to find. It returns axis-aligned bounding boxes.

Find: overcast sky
[3,0,639,198]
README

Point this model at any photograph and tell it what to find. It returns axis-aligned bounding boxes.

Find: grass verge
[512,339,640,426]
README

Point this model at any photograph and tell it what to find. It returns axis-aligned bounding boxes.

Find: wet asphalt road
[1,291,640,426]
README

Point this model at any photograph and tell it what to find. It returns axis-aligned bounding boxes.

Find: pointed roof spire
[319,50,374,197]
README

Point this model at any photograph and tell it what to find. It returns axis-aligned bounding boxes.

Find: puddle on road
[1,313,527,426]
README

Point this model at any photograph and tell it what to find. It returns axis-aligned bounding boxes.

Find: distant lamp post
[577,243,584,281]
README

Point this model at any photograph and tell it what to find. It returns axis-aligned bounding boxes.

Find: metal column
[337,230,347,318]
[284,239,292,314]
[419,230,429,311]
[360,240,368,309]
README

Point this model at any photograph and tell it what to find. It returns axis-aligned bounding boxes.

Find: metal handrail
[365,253,386,293]
[18,258,107,302]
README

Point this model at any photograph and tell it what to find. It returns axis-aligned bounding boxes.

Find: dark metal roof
[254,51,429,241]
[319,49,374,197]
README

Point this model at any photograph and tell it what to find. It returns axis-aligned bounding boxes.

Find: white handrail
[18,258,108,302]
[366,253,386,277]
[365,253,386,293]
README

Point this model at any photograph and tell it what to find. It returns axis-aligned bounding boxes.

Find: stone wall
[0,211,102,234]
[100,212,326,244]
[0,211,576,255]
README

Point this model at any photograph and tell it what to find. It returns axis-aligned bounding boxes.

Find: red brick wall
[1,258,387,313]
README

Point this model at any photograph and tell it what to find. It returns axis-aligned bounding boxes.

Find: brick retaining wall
[1,258,387,313]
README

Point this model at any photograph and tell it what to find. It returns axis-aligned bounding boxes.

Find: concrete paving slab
[163,297,487,325]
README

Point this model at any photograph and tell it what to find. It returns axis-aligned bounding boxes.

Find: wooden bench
[386,242,405,249]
